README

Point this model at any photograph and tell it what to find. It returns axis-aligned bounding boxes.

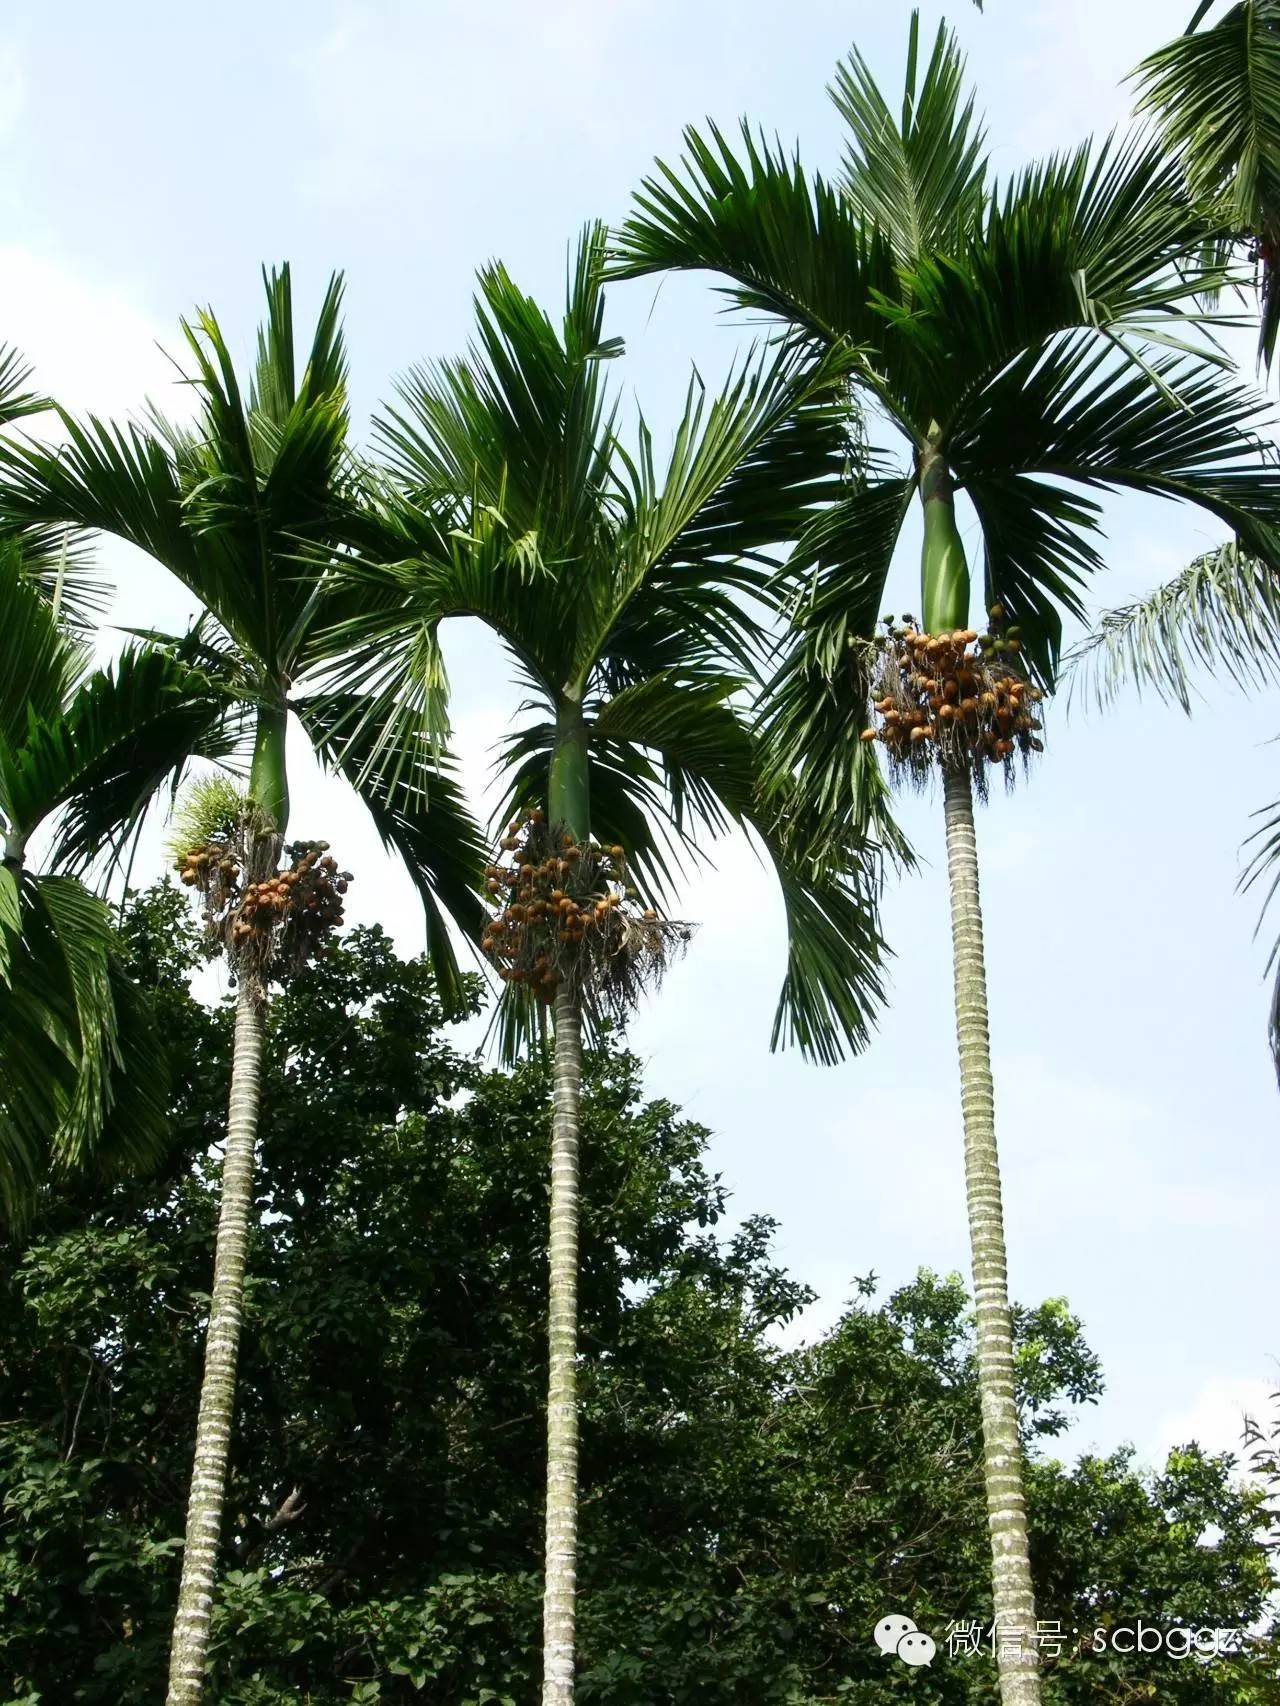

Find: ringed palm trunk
[166,705,288,1706]
[942,765,1040,1705]
[541,704,589,1704]
[166,974,267,1704]
[922,453,1042,1706]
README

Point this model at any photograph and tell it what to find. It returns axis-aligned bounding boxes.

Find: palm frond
[1069,541,1280,710]
[830,12,988,265]
[0,872,168,1226]
[760,469,916,839]
[588,341,858,688]
[610,121,902,367]
[0,345,45,426]
[952,333,1280,684]
[28,644,242,872]
[0,266,356,681]
[293,690,488,1017]
[1134,0,1280,369]
[1236,788,1280,1081]
[593,673,892,1061]
[0,545,82,753]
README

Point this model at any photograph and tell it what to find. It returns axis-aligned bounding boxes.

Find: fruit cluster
[231,841,351,956]
[178,836,242,920]
[864,607,1044,787]
[177,833,351,977]
[482,809,673,1009]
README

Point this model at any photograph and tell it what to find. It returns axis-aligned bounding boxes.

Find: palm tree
[0,266,489,1706]
[610,18,1280,1702]
[0,546,230,1221]
[1134,1,1280,375]
[327,225,888,1702]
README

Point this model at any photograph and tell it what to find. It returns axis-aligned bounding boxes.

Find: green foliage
[0,555,228,1219]
[0,264,489,1011]
[610,13,1280,846]
[165,776,249,866]
[1135,0,1280,371]
[331,225,888,1062]
[0,893,1273,1702]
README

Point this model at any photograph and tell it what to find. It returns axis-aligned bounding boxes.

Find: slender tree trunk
[540,702,590,1703]
[165,978,268,1703]
[542,984,583,1704]
[942,765,1041,1706]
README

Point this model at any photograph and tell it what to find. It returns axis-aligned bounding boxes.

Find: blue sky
[2,0,1277,1475]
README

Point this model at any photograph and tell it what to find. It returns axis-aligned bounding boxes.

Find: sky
[1,0,1277,1483]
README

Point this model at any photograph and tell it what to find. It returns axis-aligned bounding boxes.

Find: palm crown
[611,15,1280,832]
[0,266,488,1007]
[328,225,888,1062]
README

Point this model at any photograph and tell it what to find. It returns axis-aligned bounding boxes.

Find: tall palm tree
[610,18,1280,1702]
[1134,1,1280,375]
[0,267,488,1705]
[327,225,888,1702]
[0,545,230,1221]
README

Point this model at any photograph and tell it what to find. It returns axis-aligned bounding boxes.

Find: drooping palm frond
[0,547,238,873]
[1134,0,1280,370]
[1068,541,1280,710]
[951,334,1280,682]
[293,690,488,1016]
[0,869,169,1226]
[1235,788,1280,1081]
[491,669,890,1063]
[0,344,107,634]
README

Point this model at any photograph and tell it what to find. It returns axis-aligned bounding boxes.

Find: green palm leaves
[0,554,230,1220]
[1136,0,1280,371]
[330,224,889,1062]
[0,265,488,1009]
[612,12,1280,839]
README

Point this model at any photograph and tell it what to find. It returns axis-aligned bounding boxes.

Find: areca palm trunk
[166,974,267,1705]
[924,457,1041,1706]
[542,704,589,1704]
[942,765,1040,1706]
[167,709,289,1705]
[543,983,583,1703]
